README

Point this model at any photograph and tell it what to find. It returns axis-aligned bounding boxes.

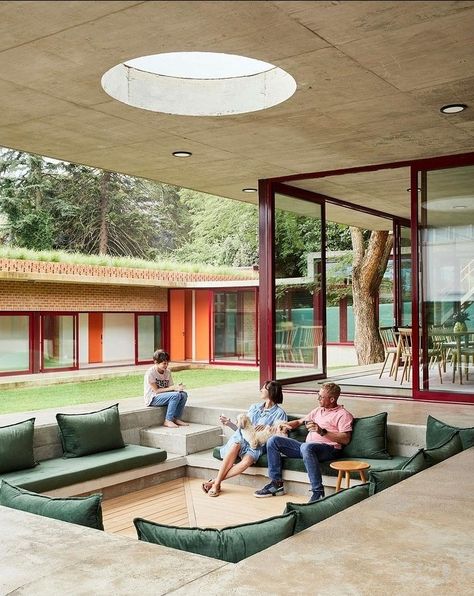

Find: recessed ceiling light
[242,188,257,193]
[172,151,192,158]
[440,104,467,114]
[453,205,468,210]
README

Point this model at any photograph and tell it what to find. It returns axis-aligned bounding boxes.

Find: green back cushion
[134,512,296,563]
[0,480,103,530]
[341,412,390,459]
[287,415,308,443]
[284,484,370,534]
[368,469,413,496]
[426,415,474,450]
[423,432,463,467]
[400,449,427,474]
[56,403,125,457]
[0,418,36,474]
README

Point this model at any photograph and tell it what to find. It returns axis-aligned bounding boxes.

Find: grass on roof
[0,246,254,277]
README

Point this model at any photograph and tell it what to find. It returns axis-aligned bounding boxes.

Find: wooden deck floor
[102,478,308,538]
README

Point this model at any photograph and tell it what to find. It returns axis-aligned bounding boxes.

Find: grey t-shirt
[144,366,173,406]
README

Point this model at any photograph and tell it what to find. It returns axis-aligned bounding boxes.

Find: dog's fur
[236,413,287,449]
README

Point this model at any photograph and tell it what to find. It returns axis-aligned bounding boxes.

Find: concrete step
[140,423,223,456]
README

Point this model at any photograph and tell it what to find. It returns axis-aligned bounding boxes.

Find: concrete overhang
[1,1,474,229]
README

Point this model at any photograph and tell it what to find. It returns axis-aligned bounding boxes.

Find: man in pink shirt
[254,382,353,502]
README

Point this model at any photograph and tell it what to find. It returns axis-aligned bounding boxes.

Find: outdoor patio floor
[102,477,307,538]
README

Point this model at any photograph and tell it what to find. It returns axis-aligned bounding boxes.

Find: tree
[350,228,393,364]
[175,189,258,266]
[0,150,190,259]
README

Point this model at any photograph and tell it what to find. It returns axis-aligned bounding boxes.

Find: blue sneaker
[308,491,324,503]
[254,481,285,498]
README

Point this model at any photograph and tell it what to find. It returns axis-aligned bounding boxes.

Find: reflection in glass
[213,291,256,362]
[274,194,323,380]
[420,165,474,392]
[137,315,162,362]
[0,315,30,372]
[42,315,75,369]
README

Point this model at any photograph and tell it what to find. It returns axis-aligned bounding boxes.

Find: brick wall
[0,258,257,283]
[0,281,168,312]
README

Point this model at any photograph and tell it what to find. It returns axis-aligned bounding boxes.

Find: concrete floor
[1,377,473,431]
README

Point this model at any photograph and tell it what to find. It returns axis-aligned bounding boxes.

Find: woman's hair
[264,380,283,404]
[153,350,170,363]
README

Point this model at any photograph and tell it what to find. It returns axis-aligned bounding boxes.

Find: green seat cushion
[287,415,308,443]
[1,444,167,493]
[134,511,296,563]
[341,412,391,459]
[400,449,427,474]
[426,415,474,450]
[0,480,103,530]
[0,418,36,474]
[284,484,370,533]
[56,403,125,457]
[368,469,414,496]
[212,448,407,476]
[423,432,463,467]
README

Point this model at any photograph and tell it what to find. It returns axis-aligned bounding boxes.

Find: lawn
[0,369,259,414]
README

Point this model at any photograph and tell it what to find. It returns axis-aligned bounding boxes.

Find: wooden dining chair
[378,326,399,378]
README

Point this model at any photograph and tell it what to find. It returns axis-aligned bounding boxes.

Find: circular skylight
[101,52,297,117]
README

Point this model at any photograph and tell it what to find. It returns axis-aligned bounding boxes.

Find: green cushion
[0,480,103,530]
[400,449,427,474]
[426,415,474,450]
[368,469,414,496]
[56,404,125,457]
[423,432,463,467]
[284,484,369,533]
[0,418,36,474]
[1,444,167,493]
[212,448,407,475]
[341,412,391,459]
[134,512,297,563]
[287,415,308,443]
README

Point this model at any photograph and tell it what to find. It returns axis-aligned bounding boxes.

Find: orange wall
[185,290,193,360]
[195,290,210,361]
[169,289,185,361]
[88,313,103,363]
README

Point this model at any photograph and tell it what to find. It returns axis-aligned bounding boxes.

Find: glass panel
[0,315,30,372]
[137,315,162,362]
[274,194,323,380]
[400,227,412,326]
[420,164,474,394]
[42,315,75,369]
[213,291,256,362]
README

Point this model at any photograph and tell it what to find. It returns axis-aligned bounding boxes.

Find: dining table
[428,329,474,384]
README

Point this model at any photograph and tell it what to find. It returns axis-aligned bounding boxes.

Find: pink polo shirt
[305,405,353,449]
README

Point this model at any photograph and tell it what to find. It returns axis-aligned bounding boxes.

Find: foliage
[452,310,470,323]
[175,189,259,267]
[0,245,253,276]
[0,150,190,259]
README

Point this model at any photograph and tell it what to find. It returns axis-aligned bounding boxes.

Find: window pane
[0,315,30,372]
[137,315,162,362]
[42,315,75,369]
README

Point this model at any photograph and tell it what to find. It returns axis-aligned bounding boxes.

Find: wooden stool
[329,460,370,492]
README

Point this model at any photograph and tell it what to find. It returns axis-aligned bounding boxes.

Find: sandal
[201,479,214,494]
[208,485,221,497]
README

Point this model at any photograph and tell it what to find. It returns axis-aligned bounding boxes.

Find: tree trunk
[350,228,393,365]
[99,171,111,255]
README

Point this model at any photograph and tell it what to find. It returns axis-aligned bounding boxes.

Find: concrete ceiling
[1,1,474,229]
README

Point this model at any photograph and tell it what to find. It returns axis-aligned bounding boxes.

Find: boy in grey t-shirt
[144,350,188,428]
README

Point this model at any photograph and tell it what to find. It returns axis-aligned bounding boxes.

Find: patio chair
[294,325,323,367]
[378,326,399,378]
[275,324,297,364]
[397,327,443,385]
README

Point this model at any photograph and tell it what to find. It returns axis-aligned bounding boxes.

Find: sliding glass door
[41,313,77,371]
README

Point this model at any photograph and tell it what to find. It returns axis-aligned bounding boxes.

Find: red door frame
[261,150,474,403]
[39,312,78,373]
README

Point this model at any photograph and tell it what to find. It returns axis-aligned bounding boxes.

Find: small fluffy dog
[236,413,287,449]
